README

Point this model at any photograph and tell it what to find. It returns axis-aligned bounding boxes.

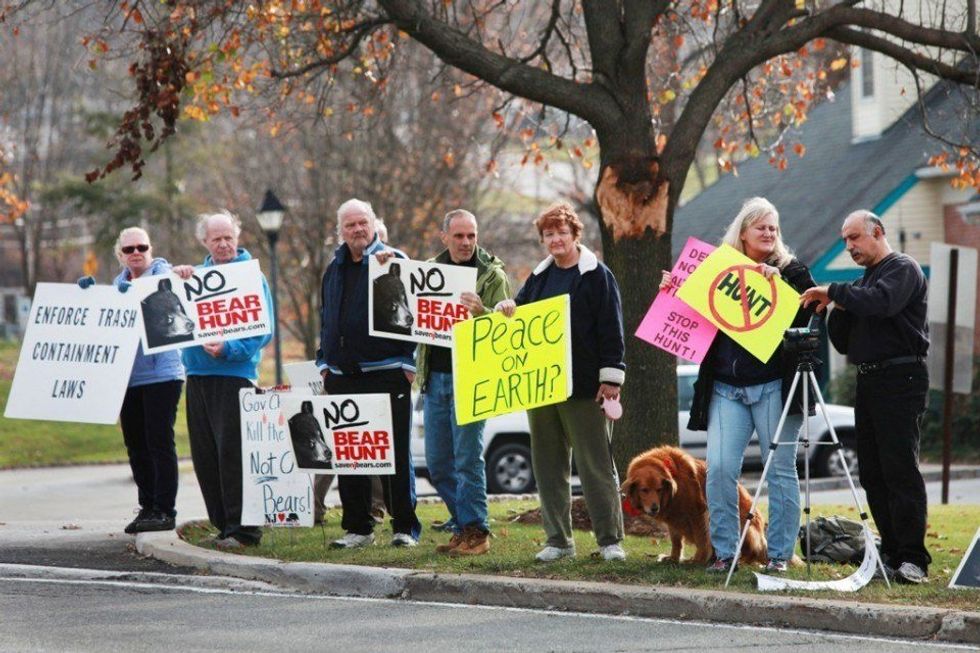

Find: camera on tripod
[782,314,822,354]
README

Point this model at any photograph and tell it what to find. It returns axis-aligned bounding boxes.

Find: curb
[137,529,979,646]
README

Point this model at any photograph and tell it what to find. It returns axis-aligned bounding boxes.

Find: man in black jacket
[801,210,930,584]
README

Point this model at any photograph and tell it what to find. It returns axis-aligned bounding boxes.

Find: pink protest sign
[635,237,718,363]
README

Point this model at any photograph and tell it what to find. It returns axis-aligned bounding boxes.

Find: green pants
[528,398,624,548]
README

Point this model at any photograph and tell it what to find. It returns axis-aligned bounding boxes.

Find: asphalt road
[0,568,973,653]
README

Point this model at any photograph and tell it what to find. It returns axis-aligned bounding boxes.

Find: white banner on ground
[4,283,141,424]
[368,257,477,346]
[284,360,323,395]
[755,524,878,592]
[280,393,394,475]
[240,388,314,528]
[130,259,271,354]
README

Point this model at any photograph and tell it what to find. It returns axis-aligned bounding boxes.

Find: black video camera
[783,314,822,354]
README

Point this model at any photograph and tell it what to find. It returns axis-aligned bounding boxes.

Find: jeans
[855,362,931,571]
[706,379,801,561]
[423,372,489,533]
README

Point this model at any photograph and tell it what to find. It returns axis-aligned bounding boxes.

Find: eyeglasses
[121,244,150,254]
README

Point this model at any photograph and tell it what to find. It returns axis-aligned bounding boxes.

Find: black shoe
[124,508,152,534]
[129,511,176,533]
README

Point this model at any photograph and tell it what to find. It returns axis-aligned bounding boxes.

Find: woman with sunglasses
[80,227,188,534]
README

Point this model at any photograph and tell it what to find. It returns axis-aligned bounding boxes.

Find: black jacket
[688,257,816,431]
[515,245,626,399]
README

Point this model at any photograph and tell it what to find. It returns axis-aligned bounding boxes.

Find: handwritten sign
[452,294,572,425]
[368,257,477,346]
[677,245,800,363]
[635,237,718,362]
[240,388,314,528]
[280,394,394,475]
[284,360,323,395]
[950,527,980,589]
[129,259,272,354]
[4,283,141,424]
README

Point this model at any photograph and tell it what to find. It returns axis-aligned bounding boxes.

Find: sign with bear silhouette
[4,283,141,424]
[368,257,477,346]
[280,393,395,475]
[240,388,314,528]
[130,259,272,354]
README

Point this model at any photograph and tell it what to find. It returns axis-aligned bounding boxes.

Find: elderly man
[317,198,421,548]
[181,210,273,550]
[800,210,930,584]
[415,209,510,556]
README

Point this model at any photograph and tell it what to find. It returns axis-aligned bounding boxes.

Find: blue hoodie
[114,258,185,388]
[180,248,274,380]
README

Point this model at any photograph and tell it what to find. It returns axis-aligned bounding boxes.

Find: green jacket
[415,246,511,391]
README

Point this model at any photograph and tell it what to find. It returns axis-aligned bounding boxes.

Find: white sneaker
[600,543,626,561]
[330,532,375,549]
[390,532,418,547]
[535,545,576,562]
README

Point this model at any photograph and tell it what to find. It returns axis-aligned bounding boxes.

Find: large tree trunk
[592,120,680,476]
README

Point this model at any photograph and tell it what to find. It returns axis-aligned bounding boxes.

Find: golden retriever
[621,445,768,565]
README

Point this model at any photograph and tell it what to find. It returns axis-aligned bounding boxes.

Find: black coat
[687,257,816,431]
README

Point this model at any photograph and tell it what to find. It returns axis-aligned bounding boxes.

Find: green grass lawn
[181,500,980,611]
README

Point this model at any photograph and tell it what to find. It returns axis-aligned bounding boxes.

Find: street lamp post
[256,189,286,386]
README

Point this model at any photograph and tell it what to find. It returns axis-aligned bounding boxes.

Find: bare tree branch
[269,17,392,79]
[828,26,978,85]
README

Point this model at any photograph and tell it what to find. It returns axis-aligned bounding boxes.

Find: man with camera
[800,210,930,585]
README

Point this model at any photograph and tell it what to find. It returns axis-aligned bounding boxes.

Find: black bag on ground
[799,515,880,564]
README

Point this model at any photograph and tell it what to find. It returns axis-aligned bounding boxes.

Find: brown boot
[435,531,464,554]
[450,527,490,556]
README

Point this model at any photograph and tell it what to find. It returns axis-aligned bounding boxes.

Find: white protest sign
[368,257,477,346]
[240,388,314,528]
[4,283,140,424]
[949,526,980,589]
[284,360,323,395]
[130,259,271,354]
[280,393,394,475]
[755,524,878,592]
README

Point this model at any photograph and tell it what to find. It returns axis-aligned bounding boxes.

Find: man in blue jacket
[183,210,273,550]
[318,198,421,548]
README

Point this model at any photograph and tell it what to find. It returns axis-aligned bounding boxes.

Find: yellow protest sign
[676,244,801,363]
[452,295,572,425]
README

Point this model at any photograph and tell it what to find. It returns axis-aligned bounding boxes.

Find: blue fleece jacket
[180,248,273,380]
[316,235,416,375]
[114,258,185,388]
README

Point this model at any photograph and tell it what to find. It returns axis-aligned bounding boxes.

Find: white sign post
[240,388,314,528]
[280,393,394,475]
[130,259,272,354]
[368,257,477,346]
[4,283,141,424]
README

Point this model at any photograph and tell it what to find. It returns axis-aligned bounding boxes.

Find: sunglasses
[121,244,150,254]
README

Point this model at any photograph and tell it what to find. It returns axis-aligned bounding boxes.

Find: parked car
[412,365,858,494]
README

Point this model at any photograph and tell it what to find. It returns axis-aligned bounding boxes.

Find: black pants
[325,369,420,539]
[119,380,183,517]
[186,375,261,545]
[855,362,931,571]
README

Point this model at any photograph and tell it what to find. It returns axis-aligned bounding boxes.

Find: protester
[182,210,273,550]
[77,227,186,534]
[666,197,815,574]
[800,210,930,584]
[317,198,421,548]
[496,202,626,562]
[416,209,511,556]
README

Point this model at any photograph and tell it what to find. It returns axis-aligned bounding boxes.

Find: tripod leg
[808,371,891,588]
[724,371,802,588]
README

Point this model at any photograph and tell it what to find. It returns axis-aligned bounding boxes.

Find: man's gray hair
[114,226,150,257]
[845,209,886,235]
[442,209,477,232]
[195,209,242,242]
[336,198,376,236]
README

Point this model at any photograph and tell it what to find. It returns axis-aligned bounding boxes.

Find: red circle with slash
[708,265,777,332]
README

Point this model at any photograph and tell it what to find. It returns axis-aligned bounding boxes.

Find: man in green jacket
[417,209,510,556]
